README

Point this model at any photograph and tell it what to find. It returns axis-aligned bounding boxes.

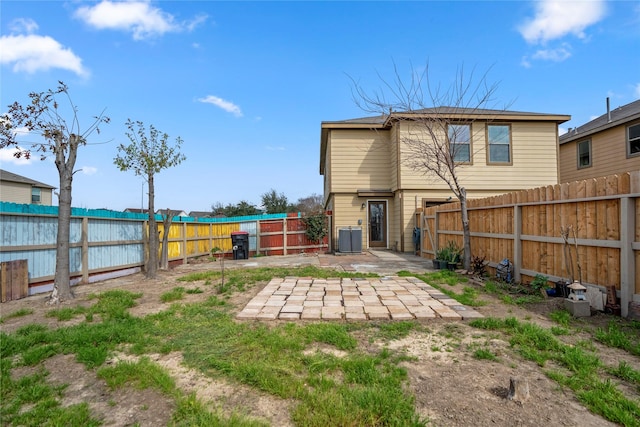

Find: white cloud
[80,166,98,175]
[519,0,606,44]
[531,45,572,62]
[0,146,34,165]
[9,18,39,34]
[0,28,89,77]
[74,0,207,41]
[265,146,285,151]
[197,95,243,117]
[634,83,640,99]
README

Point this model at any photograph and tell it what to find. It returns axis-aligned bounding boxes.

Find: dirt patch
[1,256,636,426]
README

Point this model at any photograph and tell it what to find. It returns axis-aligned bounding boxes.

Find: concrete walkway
[236,251,483,321]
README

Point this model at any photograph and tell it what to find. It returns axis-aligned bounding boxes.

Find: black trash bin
[231,231,250,260]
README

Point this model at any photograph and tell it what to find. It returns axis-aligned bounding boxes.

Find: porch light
[361,203,366,209]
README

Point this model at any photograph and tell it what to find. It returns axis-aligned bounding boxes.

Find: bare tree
[114,120,185,278]
[351,63,505,270]
[0,81,109,302]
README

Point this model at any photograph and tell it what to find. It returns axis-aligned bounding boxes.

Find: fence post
[513,204,522,283]
[256,220,261,255]
[620,196,635,317]
[283,218,288,255]
[81,216,89,284]
[182,222,188,264]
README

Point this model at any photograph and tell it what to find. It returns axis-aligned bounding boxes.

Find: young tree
[114,120,185,279]
[351,63,505,270]
[0,82,109,303]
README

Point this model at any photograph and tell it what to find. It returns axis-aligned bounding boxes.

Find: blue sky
[1,0,639,213]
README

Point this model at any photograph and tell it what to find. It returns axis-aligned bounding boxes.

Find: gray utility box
[338,227,362,253]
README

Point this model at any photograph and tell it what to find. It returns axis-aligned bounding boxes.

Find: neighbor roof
[0,169,56,189]
[559,99,640,145]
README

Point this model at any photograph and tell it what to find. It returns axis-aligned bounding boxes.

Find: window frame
[486,123,512,165]
[627,122,640,158]
[577,139,592,169]
[447,123,472,164]
[31,187,41,204]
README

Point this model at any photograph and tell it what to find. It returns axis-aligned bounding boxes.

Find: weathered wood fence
[0,204,328,297]
[420,171,639,317]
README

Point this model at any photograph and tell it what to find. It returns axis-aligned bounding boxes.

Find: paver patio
[237,276,483,321]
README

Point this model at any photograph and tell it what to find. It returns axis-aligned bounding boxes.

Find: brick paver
[236,276,483,321]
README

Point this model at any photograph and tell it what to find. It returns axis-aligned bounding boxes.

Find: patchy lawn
[1,261,639,426]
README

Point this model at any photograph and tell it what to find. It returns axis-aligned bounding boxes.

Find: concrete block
[564,299,591,317]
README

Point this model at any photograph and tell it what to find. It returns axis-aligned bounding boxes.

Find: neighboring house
[156,209,188,218]
[559,98,640,183]
[320,108,570,253]
[0,169,56,205]
[189,210,218,218]
[124,208,150,214]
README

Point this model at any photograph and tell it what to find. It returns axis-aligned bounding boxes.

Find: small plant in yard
[471,255,488,276]
[530,274,550,293]
[211,246,225,289]
[0,308,33,323]
[161,287,185,303]
[473,348,499,362]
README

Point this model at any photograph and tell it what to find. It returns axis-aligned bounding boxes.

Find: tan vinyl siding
[0,182,54,205]
[331,194,368,251]
[559,123,640,183]
[398,121,559,191]
[329,129,391,192]
[390,126,399,190]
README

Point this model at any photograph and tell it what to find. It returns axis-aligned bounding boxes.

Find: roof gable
[560,99,640,144]
[0,169,56,189]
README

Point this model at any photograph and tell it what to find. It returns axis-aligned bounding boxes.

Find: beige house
[0,169,56,205]
[559,98,640,183]
[320,108,570,253]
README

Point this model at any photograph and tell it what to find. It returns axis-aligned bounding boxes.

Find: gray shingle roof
[0,169,56,189]
[322,106,568,126]
[560,99,640,144]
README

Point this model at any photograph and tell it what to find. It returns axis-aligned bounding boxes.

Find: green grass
[146,300,426,425]
[0,308,34,323]
[46,306,87,321]
[1,267,427,426]
[472,348,499,361]
[178,265,379,295]
[470,317,640,426]
[595,321,640,356]
[549,309,572,327]
[0,365,102,427]
[397,270,485,307]
[161,287,186,302]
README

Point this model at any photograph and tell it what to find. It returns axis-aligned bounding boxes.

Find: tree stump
[507,377,529,403]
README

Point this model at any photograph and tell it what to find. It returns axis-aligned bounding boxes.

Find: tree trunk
[507,377,529,403]
[160,209,174,270]
[460,187,471,271]
[50,134,79,303]
[147,173,158,278]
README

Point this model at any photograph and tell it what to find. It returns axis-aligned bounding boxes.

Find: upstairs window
[487,124,511,164]
[577,139,591,168]
[628,123,640,157]
[448,124,471,163]
[31,187,41,204]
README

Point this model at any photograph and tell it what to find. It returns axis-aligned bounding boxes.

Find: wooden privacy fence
[420,171,639,317]
[0,204,328,298]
